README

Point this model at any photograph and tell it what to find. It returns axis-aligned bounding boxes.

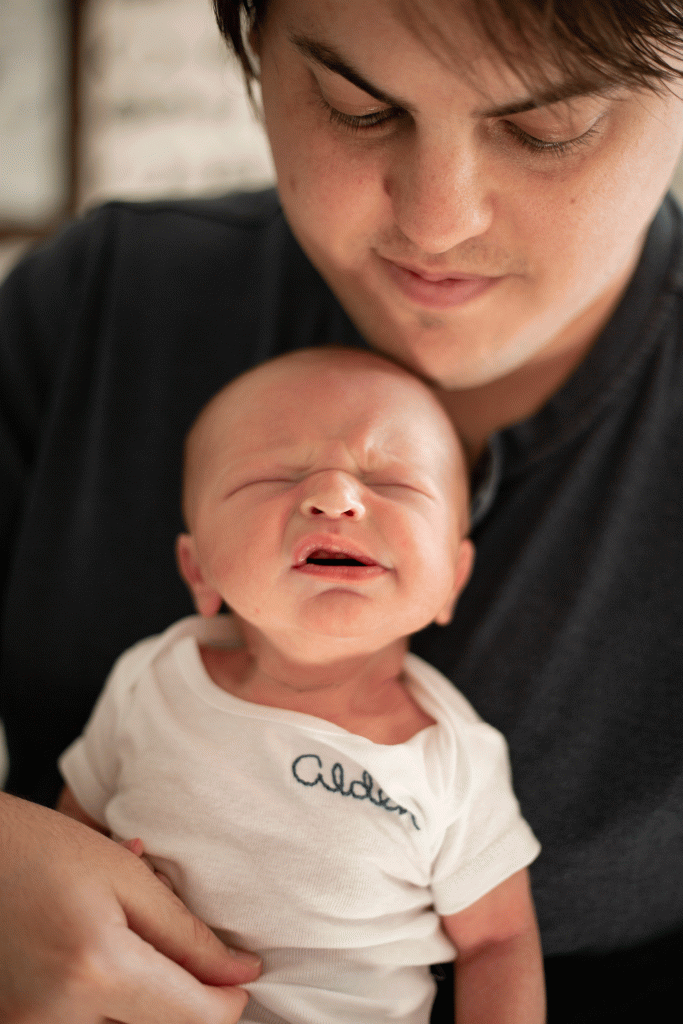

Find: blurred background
[0,0,275,282]
[2,0,683,787]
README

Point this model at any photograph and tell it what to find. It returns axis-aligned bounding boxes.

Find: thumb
[113,858,261,987]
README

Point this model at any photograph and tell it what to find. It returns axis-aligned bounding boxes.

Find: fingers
[120,838,145,857]
[0,796,259,1023]
[7,904,251,1024]
[111,848,261,989]
[119,839,174,890]
[39,921,249,1024]
[97,924,250,1024]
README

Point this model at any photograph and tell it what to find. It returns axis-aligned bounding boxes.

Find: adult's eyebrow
[474,81,611,118]
[289,32,416,112]
[289,32,608,120]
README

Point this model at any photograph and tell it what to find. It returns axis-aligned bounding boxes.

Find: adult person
[1,0,683,1021]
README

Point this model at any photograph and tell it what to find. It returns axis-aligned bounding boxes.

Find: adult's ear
[175,534,223,618]
[434,538,475,626]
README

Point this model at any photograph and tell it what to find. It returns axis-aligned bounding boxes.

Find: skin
[255,0,683,461]
[176,348,474,737]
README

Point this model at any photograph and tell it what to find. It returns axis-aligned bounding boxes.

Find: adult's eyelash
[320,98,401,133]
[320,93,603,155]
[504,119,603,157]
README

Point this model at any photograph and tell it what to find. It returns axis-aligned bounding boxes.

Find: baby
[58,346,544,1024]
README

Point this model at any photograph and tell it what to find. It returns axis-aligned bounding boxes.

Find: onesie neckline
[170,621,438,750]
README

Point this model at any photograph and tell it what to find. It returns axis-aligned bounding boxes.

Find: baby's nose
[300,472,366,519]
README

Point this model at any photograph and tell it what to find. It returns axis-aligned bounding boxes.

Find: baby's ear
[175,533,223,618]
[434,538,475,626]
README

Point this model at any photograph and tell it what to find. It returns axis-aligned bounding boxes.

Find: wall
[76,0,274,211]
[0,0,274,279]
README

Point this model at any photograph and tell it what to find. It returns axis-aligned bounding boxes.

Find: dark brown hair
[213,0,683,98]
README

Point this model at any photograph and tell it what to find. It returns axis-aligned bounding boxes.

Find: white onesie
[60,615,540,1024]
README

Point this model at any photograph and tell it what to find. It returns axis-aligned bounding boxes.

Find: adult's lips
[378,256,501,310]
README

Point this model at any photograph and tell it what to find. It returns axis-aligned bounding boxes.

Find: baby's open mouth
[293,542,384,579]
[305,548,370,567]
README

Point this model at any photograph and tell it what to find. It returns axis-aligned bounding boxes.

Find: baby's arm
[441,867,545,1024]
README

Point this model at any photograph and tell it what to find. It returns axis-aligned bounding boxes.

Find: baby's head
[177,347,474,654]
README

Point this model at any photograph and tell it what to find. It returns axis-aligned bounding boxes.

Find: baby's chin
[242,619,408,663]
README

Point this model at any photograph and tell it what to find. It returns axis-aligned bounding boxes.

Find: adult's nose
[384,129,492,255]
[299,471,366,519]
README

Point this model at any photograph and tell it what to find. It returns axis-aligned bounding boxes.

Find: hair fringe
[213,0,683,97]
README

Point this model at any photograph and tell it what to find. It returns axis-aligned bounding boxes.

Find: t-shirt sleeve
[430,717,541,916]
[58,636,154,827]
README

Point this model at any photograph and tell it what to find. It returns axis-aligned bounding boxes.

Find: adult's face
[256,0,683,390]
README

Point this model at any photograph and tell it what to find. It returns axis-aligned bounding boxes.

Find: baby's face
[181,351,472,652]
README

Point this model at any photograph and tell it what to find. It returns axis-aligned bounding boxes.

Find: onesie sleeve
[58,636,156,827]
[429,717,541,916]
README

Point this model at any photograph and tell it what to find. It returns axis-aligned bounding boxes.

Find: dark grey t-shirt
[1,188,682,960]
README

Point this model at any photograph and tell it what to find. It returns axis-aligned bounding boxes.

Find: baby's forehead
[220,354,440,425]
[193,357,461,483]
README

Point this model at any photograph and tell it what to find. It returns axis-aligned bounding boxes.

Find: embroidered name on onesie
[292,753,420,830]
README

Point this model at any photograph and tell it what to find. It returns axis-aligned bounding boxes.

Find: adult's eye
[503,118,604,156]
[501,95,609,158]
[321,98,403,133]
[311,66,406,135]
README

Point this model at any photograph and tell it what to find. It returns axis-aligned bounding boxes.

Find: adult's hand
[0,792,261,1023]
